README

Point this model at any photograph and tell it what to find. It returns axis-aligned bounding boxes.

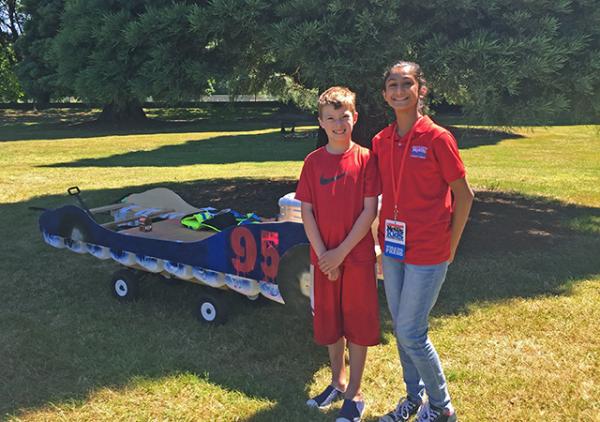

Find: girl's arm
[449,177,474,263]
[318,196,378,274]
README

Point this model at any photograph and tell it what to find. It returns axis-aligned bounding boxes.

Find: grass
[1,108,599,421]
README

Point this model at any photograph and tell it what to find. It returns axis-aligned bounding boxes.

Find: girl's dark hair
[382,61,428,113]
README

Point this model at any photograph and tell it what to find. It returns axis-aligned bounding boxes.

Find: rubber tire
[196,291,228,325]
[110,269,140,301]
[278,245,311,313]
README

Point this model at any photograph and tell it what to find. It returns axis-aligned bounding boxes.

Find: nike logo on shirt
[320,172,347,185]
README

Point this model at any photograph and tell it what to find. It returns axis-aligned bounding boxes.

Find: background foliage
[9,0,600,133]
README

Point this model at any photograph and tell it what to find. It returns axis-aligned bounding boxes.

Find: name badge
[384,219,406,259]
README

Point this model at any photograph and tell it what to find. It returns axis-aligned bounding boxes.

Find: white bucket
[259,280,284,304]
[192,267,226,288]
[136,255,165,273]
[224,274,260,297]
[110,249,137,266]
[86,243,111,259]
[65,239,87,254]
[164,261,194,280]
[43,232,65,249]
[278,192,302,222]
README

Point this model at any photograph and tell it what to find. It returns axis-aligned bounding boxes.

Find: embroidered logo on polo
[410,145,428,159]
[320,172,347,185]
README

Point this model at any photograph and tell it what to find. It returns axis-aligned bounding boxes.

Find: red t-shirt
[295,143,381,265]
[372,116,466,265]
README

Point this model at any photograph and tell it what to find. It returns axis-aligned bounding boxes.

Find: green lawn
[1,108,599,421]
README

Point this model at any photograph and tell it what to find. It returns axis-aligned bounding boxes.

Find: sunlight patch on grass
[460,125,600,207]
[365,279,600,421]
[10,373,274,421]
[566,215,600,234]
[1,111,599,421]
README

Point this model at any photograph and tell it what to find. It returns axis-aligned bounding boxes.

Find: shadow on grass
[39,125,521,169]
[0,107,315,142]
[41,131,316,168]
[449,126,524,148]
[2,180,599,420]
[2,108,521,155]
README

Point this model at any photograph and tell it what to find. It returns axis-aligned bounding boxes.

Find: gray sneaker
[379,397,421,421]
[415,402,457,422]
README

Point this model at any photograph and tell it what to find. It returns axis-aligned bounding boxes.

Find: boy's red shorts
[312,262,380,346]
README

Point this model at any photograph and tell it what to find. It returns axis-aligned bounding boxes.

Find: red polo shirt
[372,116,466,265]
[295,142,380,265]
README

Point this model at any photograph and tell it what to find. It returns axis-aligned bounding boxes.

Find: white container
[86,243,111,259]
[259,280,284,304]
[136,254,165,273]
[278,192,302,223]
[110,249,137,266]
[224,274,260,297]
[43,232,65,249]
[164,261,194,280]
[193,267,226,288]
[65,239,87,254]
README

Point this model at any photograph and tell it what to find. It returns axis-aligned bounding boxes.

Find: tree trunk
[32,92,51,110]
[97,100,147,125]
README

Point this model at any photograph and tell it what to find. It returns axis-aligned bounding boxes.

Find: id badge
[384,219,406,259]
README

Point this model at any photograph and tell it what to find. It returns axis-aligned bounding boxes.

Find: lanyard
[390,117,421,220]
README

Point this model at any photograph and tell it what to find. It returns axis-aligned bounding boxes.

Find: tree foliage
[0,0,24,101]
[0,42,22,101]
[199,0,599,138]
[14,0,600,128]
[15,0,63,104]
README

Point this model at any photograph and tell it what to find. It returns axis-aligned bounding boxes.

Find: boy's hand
[327,267,340,281]
[318,248,345,274]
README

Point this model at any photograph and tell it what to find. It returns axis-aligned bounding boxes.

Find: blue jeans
[382,255,452,411]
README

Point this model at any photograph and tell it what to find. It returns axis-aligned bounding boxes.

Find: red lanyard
[390,117,421,220]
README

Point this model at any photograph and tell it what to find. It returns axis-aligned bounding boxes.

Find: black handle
[68,186,81,196]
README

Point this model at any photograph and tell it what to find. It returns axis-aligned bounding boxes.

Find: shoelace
[396,399,419,419]
[416,403,440,422]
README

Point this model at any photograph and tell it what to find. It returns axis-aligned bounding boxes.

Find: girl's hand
[318,248,345,274]
[327,267,340,281]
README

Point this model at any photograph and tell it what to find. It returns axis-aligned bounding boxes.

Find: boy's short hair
[318,86,356,117]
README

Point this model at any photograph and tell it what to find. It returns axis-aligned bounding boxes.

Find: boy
[295,86,380,422]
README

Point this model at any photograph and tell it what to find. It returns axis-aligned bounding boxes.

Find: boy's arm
[448,177,474,263]
[300,201,327,258]
[318,196,378,274]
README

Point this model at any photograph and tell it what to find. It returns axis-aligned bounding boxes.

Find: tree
[0,0,24,101]
[15,0,63,105]
[0,43,22,101]
[49,0,157,122]
[47,0,216,122]
[197,0,600,143]
[15,0,599,129]
[0,0,23,45]
[124,2,216,104]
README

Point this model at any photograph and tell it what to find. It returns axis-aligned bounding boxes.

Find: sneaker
[306,385,344,409]
[415,402,457,422]
[336,398,366,422]
[379,397,422,421]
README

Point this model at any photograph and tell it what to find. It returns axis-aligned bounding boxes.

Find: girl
[373,62,474,422]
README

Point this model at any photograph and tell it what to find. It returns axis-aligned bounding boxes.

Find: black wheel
[110,269,140,301]
[278,245,312,313]
[196,292,228,325]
